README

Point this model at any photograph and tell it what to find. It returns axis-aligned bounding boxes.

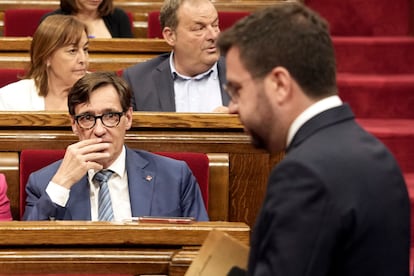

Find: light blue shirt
[169,53,223,112]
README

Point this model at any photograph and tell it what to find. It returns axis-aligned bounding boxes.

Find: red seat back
[218,11,250,31]
[0,68,26,88]
[147,10,250,38]
[4,9,53,37]
[19,149,209,219]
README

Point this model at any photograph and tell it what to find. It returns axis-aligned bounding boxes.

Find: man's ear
[71,117,79,135]
[124,107,133,130]
[268,67,292,104]
[162,27,176,46]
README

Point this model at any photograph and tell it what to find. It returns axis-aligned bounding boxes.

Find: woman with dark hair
[42,0,133,38]
[0,15,89,111]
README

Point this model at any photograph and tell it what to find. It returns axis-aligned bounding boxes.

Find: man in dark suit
[217,3,410,276]
[23,71,208,222]
[122,0,230,113]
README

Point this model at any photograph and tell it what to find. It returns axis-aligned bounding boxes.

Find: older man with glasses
[22,71,208,222]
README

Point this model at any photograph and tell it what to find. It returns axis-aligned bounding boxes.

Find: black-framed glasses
[74,112,124,130]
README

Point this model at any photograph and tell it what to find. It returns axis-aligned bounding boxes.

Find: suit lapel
[154,58,176,111]
[217,57,230,106]
[287,104,355,153]
[125,148,155,217]
[66,176,91,220]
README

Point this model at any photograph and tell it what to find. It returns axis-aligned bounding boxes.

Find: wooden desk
[0,38,171,71]
[0,37,170,52]
[0,0,290,37]
[0,112,284,228]
[0,221,250,275]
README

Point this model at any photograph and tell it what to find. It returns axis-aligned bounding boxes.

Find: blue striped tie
[93,170,114,221]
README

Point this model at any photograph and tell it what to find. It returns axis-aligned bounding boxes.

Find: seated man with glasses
[22,71,208,222]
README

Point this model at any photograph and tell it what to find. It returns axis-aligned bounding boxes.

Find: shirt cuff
[46,181,70,207]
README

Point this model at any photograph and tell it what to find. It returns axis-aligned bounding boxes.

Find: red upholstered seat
[218,11,250,31]
[19,149,209,219]
[147,10,250,38]
[0,68,26,88]
[4,9,53,37]
[4,9,133,37]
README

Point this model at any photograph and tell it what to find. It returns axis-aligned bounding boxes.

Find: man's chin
[203,52,220,62]
[249,132,267,151]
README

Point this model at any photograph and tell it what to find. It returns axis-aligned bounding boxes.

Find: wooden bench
[0,112,284,228]
[0,37,171,71]
[0,220,250,275]
[0,0,292,38]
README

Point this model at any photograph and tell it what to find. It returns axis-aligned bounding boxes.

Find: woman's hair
[61,0,113,17]
[27,14,88,97]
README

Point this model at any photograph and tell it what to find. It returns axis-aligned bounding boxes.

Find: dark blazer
[248,104,410,276]
[41,8,133,38]
[23,147,208,221]
[122,53,230,111]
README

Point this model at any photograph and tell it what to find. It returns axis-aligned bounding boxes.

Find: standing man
[23,71,208,222]
[122,0,229,113]
[217,3,410,275]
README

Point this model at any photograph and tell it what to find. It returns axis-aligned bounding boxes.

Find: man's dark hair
[217,2,337,98]
[68,71,132,115]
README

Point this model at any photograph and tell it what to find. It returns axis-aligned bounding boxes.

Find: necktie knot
[93,170,113,186]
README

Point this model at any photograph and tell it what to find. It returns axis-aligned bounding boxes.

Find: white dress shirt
[169,53,223,112]
[46,146,132,221]
[287,95,343,147]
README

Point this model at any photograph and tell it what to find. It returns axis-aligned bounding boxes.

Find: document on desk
[185,229,249,276]
[123,216,195,224]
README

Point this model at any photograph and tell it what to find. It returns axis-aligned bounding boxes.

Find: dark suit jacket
[41,8,133,38]
[122,53,230,111]
[248,104,410,276]
[23,147,208,221]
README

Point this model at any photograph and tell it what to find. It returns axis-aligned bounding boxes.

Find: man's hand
[51,138,110,189]
[212,105,230,113]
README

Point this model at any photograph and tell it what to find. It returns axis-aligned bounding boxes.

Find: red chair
[19,149,209,219]
[147,10,250,38]
[0,68,26,88]
[4,8,53,37]
[218,11,250,31]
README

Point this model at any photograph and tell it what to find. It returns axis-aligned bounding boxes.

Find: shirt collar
[286,95,343,147]
[169,51,218,80]
[89,145,126,182]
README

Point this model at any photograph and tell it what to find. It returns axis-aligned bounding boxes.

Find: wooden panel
[0,221,250,275]
[0,250,172,274]
[0,52,155,71]
[0,37,170,52]
[0,112,283,228]
[0,0,292,38]
[0,0,284,13]
[0,221,250,245]
[207,153,229,221]
[170,250,199,276]
[0,38,171,71]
